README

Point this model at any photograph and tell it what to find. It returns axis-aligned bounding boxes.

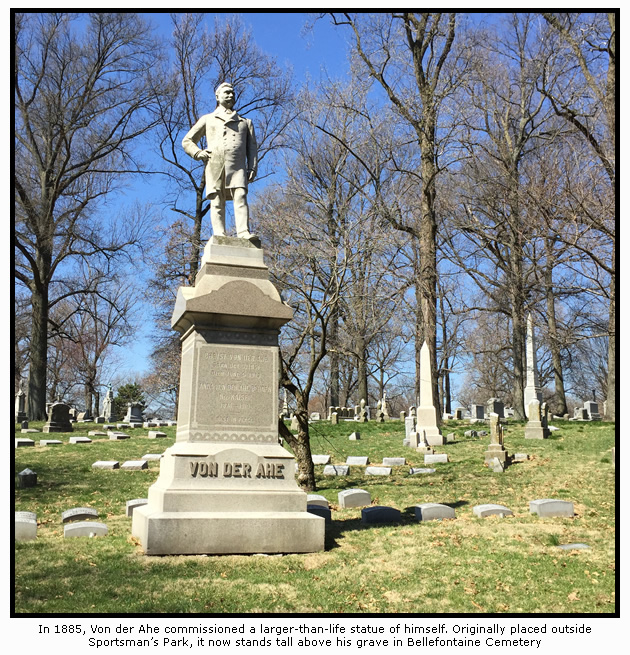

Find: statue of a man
[182,82,258,239]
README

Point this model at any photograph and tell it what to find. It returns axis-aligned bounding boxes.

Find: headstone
[473,504,513,518]
[348,432,361,441]
[15,514,37,541]
[490,457,505,473]
[414,430,434,454]
[121,460,149,471]
[42,402,73,433]
[15,388,28,423]
[15,438,35,447]
[69,437,92,444]
[148,431,167,439]
[101,384,117,422]
[471,404,485,419]
[77,411,93,422]
[484,415,509,466]
[123,402,144,424]
[513,453,528,462]
[361,506,401,524]
[126,499,148,517]
[310,412,321,421]
[346,456,369,466]
[404,416,416,439]
[17,468,37,488]
[523,314,543,418]
[415,342,443,445]
[306,505,331,523]
[399,411,406,422]
[323,465,349,476]
[445,433,455,443]
[290,415,299,431]
[529,499,575,518]
[365,466,391,476]
[524,399,548,439]
[20,420,28,430]
[62,507,99,523]
[358,399,369,423]
[88,431,107,437]
[64,522,108,538]
[142,453,164,461]
[144,421,158,428]
[424,453,448,464]
[414,503,456,521]
[39,439,62,446]
[92,461,120,469]
[583,401,601,421]
[95,417,105,424]
[306,494,329,509]
[454,408,464,420]
[382,457,405,466]
[338,489,371,508]
[486,398,505,419]
[409,467,436,475]
[330,412,338,425]
[311,455,331,465]
[108,432,130,440]
[557,543,590,550]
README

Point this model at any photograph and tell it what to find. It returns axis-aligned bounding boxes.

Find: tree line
[15,13,615,489]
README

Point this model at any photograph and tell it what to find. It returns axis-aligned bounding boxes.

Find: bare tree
[14,13,162,418]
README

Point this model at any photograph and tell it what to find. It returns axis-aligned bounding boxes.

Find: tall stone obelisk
[523,313,543,418]
[415,341,443,446]
[132,236,325,554]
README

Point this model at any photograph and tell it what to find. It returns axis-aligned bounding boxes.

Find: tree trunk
[606,242,615,420]
[329,306,340,407]
[27,282,49,420]
[278,411,316,491]
[356,334,368,405]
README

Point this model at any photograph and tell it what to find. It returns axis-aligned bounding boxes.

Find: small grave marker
[121,460,148,471]
[126,499,148,517]
[529,499,575,518]
[15,515,37,541]
[409,467,436,475]
[148,431,167,439]
[39,439,62,446]
[311,455,331,465]
[64,521,108,538]
[92,461,119,470]
[323,465,349,476]
[69,436,92,444]
[348,432,361,440]
[424,453,449,464]
[15,438,35,448]
[382,457,405,466]
[17,468,37,488]
[306,505,331,523]
[346,456,369,466]
[306,494,329,509]
[338,489,371,508]
[62,507,99,523]
[473,504,513,518]
[365,466,391,476]
[361,506,401,524]
[415,503,456,521]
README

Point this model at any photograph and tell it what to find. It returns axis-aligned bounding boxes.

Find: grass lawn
[14,418,616,614]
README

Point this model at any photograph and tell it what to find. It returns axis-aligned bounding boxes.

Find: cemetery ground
[14,419,615,614]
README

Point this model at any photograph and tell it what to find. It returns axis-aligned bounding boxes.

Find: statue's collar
[212,106,241,123]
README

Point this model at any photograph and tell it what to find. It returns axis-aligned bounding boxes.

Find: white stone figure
[415,341,443,446]
[182,82,258,239]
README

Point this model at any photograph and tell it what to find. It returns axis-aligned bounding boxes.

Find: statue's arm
[182,116,208,159]
[247,119,258,182]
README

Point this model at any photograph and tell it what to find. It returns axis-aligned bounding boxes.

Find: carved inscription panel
[193,344,277,431]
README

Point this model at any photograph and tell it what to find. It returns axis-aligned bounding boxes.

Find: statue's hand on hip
[195,149,212,162]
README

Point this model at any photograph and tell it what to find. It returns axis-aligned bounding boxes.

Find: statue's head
[215,82,235,108]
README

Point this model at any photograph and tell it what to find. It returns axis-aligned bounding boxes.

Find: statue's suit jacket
[182,108,257,197]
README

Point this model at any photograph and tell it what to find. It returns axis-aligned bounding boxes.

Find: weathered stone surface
[39,439,63,446]
[513,453,529,462]
[17,469,37,487]
[88,431,107,437]
[445,433,455,443]
[311,455,331,465]
[365,466,391,476]
[306,505,331,523]
[306,494,329,508]
[338,489,371,508]
[382,457,406,466]
[361,506,401,524]
[121,460,149,471]
[489,457,505,472]
[473,504,513,518]
[148,431,167,439]
[415,503,456,521]
[141,453,163,461]
[529,499,575,518]
[346,456,369,466]
[348,432,361,440]
[323,465,349,476]
[42,402,73,433]
[15,439,35,447]
[409,467,436,475]
[62,507,99,523]
[15,516,37,541]
[126,498,148,517]
[557,543,590,550]
[464,430,478,438]
[424,453,448,464]
[15,511,37,522]
[20,428,39,433]
[69,437,92,444]
[92,461,120,470]
[64,521,108,538]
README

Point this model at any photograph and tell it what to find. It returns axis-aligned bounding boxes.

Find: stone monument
[42,402,73,433]
[15,387,27,423]
[133,84,324,555]
[484,414,509,467]
[415,341,443,446]
[524,313,543,418]
[524,398,549,439]
[123,402,144,424]
[101,384,117,422]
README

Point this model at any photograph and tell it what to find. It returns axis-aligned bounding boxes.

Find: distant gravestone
[15,514,37,541]
[39,439,62,446]
[92,461,120,470]
[445,433,455,443]
[101,384,117,422]
[311,455,331,465]
[415,503,456,521]
[69,437,92,444]
[123,403,144,424]
[306,494,329,509]
[323,465,349,476]
[557,543,590,550]
[108,432,130,440]
[330,412,338,425]
[365,466,391,476]
[141,453,163,461]
[513,453,529,462]
[382,457,405,466]
[361,506,401,524]
[306,505,331,523]
[454,408,464,420]
[338,489,371,508]
[290,416,299,431]
[21,428,39,434]
[310,412,321,421]
[88,431,107,437]
[148,431,167,439]
[15,389,27,423]
[348,432,361,441]
[20,420,28,430]
[42,402,73,433]
[471,404,485,419]
[64,522,108,538]
[62,507,99,523]
[15,438,35,448]
[486,398,505,418]
[524,399,549,439]
[473,504,513,518]
[126,499,148,517]
[464,430,478,438]
[529,499,575,518]
[424,453,448,464]
[409,467,436,475]
[121,460,148,471]
[346,456,369,466]
[17,468,37,488]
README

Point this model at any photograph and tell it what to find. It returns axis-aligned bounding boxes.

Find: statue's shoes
[238,232,258,241]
